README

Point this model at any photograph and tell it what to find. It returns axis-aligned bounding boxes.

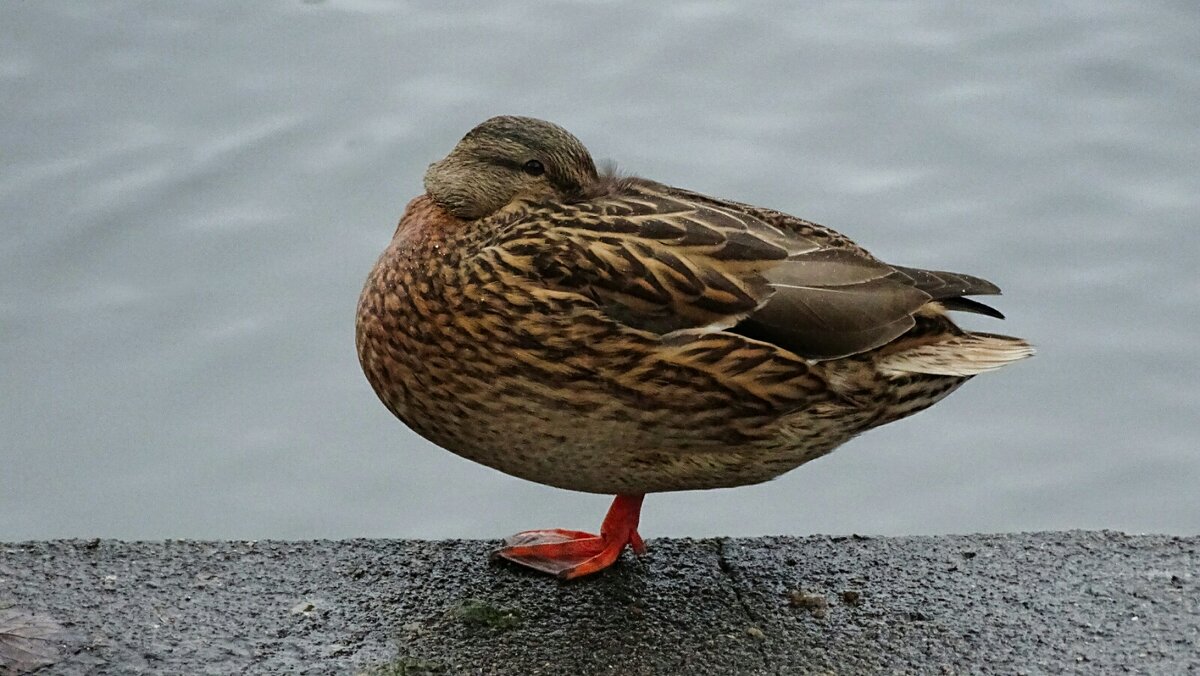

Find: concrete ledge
[2,532,1197,674]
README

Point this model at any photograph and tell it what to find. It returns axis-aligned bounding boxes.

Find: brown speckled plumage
[356,116,1033,498]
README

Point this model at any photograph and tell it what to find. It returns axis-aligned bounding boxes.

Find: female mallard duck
[356,116,1032,579]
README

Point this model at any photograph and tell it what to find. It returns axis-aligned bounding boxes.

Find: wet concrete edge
[1,531,1197,674]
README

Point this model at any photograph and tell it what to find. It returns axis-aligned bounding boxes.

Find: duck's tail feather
[877,332,1034,377]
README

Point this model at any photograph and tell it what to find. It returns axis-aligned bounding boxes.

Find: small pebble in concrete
[289,600,321,617]
[788,590,829,618]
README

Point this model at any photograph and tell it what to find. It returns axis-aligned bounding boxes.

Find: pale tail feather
[877,333,1034,377]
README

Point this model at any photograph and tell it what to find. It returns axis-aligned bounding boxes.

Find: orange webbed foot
[492,495,646,580]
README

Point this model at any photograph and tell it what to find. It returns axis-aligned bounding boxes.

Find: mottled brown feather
[356,116,1032,495]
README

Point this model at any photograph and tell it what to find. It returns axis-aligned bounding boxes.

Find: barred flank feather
[876,332,1035,378]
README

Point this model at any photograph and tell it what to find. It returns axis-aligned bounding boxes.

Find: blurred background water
[2,1,1197,542]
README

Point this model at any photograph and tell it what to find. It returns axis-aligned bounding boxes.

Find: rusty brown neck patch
[393,194,469,243]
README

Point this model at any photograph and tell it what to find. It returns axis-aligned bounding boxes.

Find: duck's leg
[493,494,646,579]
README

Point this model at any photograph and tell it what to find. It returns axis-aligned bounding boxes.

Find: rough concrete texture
[1,532,1197,674]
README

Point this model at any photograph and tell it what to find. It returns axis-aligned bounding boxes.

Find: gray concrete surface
[1,532,1196,674]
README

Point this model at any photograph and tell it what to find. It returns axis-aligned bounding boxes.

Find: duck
[355,115,1033,580]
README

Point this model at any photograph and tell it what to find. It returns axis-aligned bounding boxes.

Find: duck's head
[424,115,600,220]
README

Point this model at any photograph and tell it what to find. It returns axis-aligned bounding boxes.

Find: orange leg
[493,494,646,579]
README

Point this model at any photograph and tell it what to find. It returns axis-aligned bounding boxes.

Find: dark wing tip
[939,296,1006,319]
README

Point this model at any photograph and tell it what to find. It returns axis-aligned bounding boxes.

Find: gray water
[2,2,1198,542]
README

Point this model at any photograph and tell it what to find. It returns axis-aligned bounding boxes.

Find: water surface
[2,1,1197,540]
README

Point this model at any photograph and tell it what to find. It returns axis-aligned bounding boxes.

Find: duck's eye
[522,159,545,176]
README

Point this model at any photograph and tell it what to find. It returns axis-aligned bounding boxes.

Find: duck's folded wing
[499,183,997,360]
[735,248,931,359]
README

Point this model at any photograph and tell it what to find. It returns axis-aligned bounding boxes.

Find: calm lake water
[2,2,1198,542]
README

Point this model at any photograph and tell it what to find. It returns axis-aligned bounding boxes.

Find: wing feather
[496,179,1006,360]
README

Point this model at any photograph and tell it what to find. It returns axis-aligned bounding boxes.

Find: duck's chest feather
[356,197,582,432]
